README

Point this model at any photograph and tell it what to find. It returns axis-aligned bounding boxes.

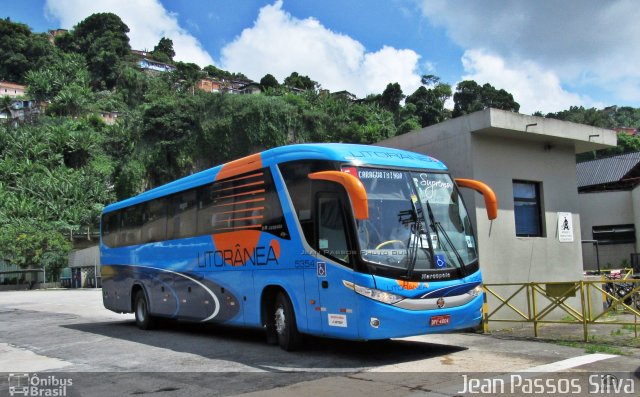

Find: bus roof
[103,143,447,213]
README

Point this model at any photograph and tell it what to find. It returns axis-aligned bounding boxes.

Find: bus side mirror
[308,171,369,220]
[455,178,498,220]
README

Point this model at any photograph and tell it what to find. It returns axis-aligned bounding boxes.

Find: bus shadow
[63,319,468,370]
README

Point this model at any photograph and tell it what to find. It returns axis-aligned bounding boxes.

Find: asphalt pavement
[0,289,638,396]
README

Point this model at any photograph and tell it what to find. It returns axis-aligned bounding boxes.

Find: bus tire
[134,290,155,330]
[273,292,302,351]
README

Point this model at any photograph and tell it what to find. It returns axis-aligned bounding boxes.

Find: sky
[3,0,639,114]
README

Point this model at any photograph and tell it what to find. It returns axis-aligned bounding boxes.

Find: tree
[284,72,317,91]
[453,80,519,117]
[172,62,203,91]
[203,65,249,81]
[406,75,452,127]
[452,80,485,117]
[62,13,131,89]
[0,117,115,279]
[140,93,202,185]
[379,83,404,114]
[0,18,57,83]
[25,52,90,103]
[48,83,94,117]
[260,74,279,90]
[546,106,611,128]
[152,37,175,63]
[396,102,422,134]
[115,65,150,107]
[0,221,71,275]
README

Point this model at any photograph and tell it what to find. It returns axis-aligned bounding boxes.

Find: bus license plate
[430,315,450,326]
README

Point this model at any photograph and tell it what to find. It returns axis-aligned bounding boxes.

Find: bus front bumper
[356,293,484,340]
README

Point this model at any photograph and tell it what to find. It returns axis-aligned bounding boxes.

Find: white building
[0,81,26,98]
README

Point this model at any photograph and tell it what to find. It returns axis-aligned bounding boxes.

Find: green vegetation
[556,340,626,355]
[584,344,625,355]
[0,12,638,281]
[540,106,640,161]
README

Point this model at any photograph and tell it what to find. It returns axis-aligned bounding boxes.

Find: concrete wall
[578,190,635,269]
[68,245,100,272]
[470,134,583,283]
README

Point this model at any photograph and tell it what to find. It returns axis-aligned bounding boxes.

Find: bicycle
[603,270,640,311]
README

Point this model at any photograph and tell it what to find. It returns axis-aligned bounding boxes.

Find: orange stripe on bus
[210,180,265,194]
[212,197,265,208]
[217,189,265,201]
[217,172,263,185]
[215,153,263,181]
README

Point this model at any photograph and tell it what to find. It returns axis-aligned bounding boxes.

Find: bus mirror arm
[454,178,498,220]
[308,171,369,220]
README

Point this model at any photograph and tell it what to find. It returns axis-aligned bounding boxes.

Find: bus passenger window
[317,194,350,264]
[142,199,167,243]
[102,211,120,247]
[121,205,143,246]
[168,190,197,239]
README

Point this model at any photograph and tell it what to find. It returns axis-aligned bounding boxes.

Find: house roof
[577,151,640,191]
[0,81,26,90]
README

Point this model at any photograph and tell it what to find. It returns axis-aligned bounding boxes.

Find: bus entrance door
[316,191,357,337]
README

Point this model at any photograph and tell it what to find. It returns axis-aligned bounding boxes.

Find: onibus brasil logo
[8,373,72,396]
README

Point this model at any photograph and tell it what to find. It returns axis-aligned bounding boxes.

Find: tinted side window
[262,168,289,239]
[317,193,350,264]
[102,211,120,247]
[121,205,143,246]
[142,198,167,243]
[168,190,197,240]
[279,160,338,246]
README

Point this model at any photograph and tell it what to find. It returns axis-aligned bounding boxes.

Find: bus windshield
[353,167,477,274]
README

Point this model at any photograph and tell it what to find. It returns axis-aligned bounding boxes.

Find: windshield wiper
[399,199,434,278]
[424,200,467,275]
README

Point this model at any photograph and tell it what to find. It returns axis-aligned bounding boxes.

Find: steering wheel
[375,240,407,250]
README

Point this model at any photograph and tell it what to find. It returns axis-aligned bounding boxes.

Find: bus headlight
[343,280,404,304]
[467,285,483,297]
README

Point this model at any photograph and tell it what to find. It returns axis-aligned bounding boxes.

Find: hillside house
[197,77,223,93]
[0,81,26,98]
[138,58,176,74]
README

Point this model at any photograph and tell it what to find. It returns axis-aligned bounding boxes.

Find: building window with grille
[513,180,544,237]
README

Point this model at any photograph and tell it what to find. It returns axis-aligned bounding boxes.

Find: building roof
[615,127,637,136]
[379,108,618,155]
[0,81,26,90]
[577,151,640,191]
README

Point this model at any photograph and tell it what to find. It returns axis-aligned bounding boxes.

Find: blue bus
[100,143,497,350]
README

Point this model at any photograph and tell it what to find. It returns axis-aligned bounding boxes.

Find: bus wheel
[273,292,302,351]
[134,290,155,330]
